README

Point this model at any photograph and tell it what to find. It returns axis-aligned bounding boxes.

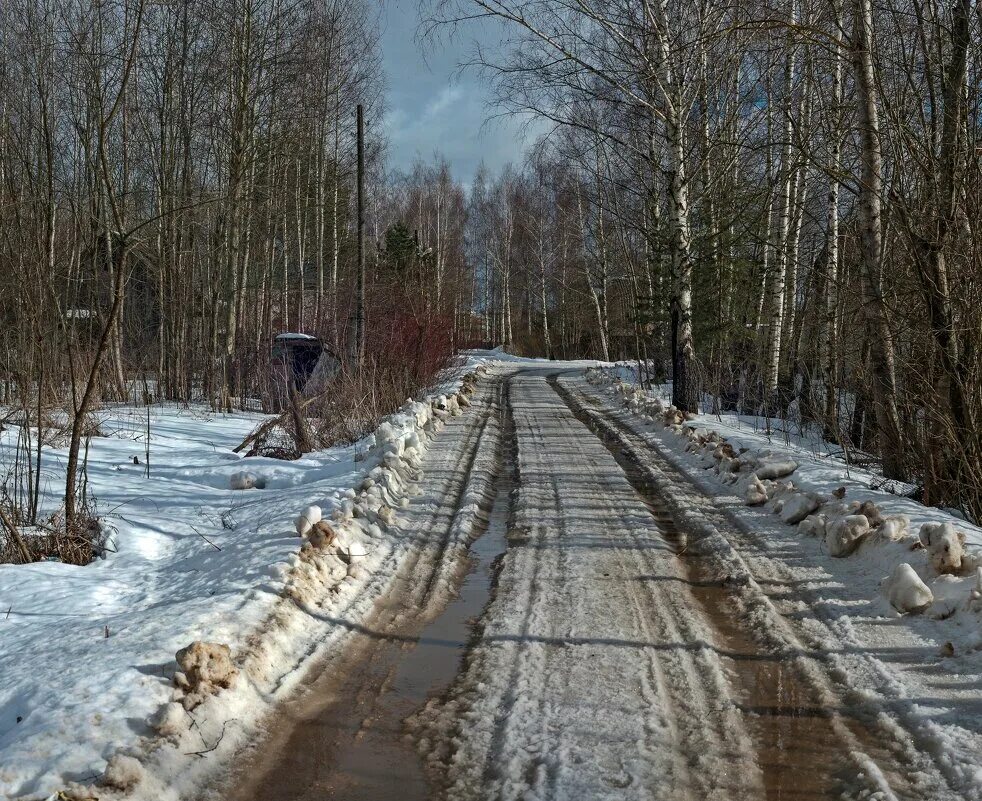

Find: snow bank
[0,361,489,800]
[585,364,982,637]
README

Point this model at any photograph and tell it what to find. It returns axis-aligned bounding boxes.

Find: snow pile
[173,642,239,710]
[882,563,934,614]
[920,522,969,574]
[778,492,820,524]
[0,363,487,800]
[825,514,871,557]
[230,470,266,490]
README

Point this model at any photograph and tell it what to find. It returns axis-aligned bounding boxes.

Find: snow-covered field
[0,359,487,801]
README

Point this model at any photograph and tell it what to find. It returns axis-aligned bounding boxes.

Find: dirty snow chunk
[663,406,684,426]
[309,520,337,548]
[853,499,885,528]
[798,513,826,538]
[882,563,934,614]
[780,493,821,525]
[302,505,322,525]
[175,641,237,706]
[744,476,769,506]
[230,470,265,490]
[875,515,910,543]
[103,754,144,790]
[754,460,798,481]
[826,514,870,557]
[713,443,736,462]
[919,522,967,574]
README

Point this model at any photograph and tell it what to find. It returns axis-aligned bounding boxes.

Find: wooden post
[350,103,366,365]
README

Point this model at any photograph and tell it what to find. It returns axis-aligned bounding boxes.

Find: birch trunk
[851,0,906,479]
[822,2,844,434]
[763,17,796,401]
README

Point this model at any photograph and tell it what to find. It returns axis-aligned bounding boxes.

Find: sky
[380,0,539,185]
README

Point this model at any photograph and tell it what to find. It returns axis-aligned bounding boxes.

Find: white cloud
[380,0,538,183]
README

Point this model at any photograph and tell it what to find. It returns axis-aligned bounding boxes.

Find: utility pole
[350,103,366,365]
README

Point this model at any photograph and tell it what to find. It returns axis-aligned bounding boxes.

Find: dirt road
[223,366,960,801]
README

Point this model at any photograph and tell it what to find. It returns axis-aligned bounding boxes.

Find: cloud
[425,85,463,117]
[380,0,538,183]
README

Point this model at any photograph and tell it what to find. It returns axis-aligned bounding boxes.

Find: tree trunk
[851,0,906,479]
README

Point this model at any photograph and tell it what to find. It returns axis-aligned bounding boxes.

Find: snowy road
[228,364,971,801]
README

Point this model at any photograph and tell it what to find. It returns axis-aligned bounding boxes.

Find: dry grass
[0,494,106,565]
[241,355,454,459]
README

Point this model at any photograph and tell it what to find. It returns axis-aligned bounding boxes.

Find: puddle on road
[548,374,908,801]
[660,517,852,801]
[229,429,514,801]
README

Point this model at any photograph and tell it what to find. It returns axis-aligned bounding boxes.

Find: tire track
[555,372,947,801]
[427,370,765,800]
[480,375,567,798]
[226,376,504,801]
[545,375,762,799]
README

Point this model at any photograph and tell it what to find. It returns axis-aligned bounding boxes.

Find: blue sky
[380,0,538,184]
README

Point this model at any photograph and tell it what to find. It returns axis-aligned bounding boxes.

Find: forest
[1,0,981,554]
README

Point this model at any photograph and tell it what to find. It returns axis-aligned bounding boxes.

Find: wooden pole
[351,103,366,365]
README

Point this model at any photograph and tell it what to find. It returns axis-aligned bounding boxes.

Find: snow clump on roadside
[882,563,934,614]
[825,514,871,557]
[230,470,266,490]
[173,641,239,710]
[779,492,821,525]
[919,522,967,575]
